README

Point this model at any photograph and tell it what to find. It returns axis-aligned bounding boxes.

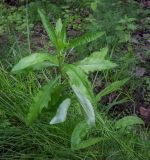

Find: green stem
[57,50,64,82]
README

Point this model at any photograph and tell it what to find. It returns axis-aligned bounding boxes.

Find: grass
[0,61,149,159]
[0,63,81,159]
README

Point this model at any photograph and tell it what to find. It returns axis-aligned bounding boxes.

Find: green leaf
[38,9,57,46]
[57,38,68,51]
[50,98,71,124]
[65,64,94,103]
[71,121,89,149]
[77,59,117,73]
[96,78,129,102]
[65,64,95,126]
[55,19,68,50]
[55,18,63,36]
[61,25,67,43]
[11,53,58,73]
[76,47,116,73]
[115,116,144,129]
[91,47,108,60]
[68,32,104,49]
[74,137,104,150]
[71,121,103,150]
[26,77,59,126]
[91,2,97,11]
[72,85,95,126]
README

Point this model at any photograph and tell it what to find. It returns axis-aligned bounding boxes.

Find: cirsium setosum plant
[12,9,128,150]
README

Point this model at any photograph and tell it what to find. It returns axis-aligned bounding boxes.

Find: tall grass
[0,61,149,159]
[0,62,82,159]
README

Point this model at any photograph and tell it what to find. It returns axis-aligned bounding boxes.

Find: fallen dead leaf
[139,107,150,120]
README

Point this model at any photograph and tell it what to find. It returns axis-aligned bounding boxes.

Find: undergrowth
[0,63,149,159]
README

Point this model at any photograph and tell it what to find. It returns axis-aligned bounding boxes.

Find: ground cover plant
[0,0,150,159]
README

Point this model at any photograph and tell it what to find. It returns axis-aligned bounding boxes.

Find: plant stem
[57,50,64,83]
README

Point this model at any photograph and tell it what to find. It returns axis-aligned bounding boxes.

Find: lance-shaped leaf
[65,64,94,103]
[115,116,144,130]
[91,47,108,60]
[72,85,95,126]
[71,121,90,149]
[38,9,57,47]
[65,64,96,126]
[55,19,68,50]
[55,18,63,36]
[50,98,71,124]
[71,121,104,150]
[76,47,117,73]
[61,24,67,43]
[26,77,59,126]
[96,78,129,102]
[68,32,104,49]
[75,137,104,150]
[11,53,58,73]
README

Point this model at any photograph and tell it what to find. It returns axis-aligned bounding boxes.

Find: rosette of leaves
[12,9,128,150]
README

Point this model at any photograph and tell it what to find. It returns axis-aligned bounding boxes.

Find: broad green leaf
[75,47,116,73]
[55,19,68,50]
[38,9,57,46]
[72,85,95,126]
[96,78,129,102]
[26,77,59,126]
[50,98,71,124]
[65,64,95,126]
[68,32,104,49]
[91,47,108,60]
[55,18,63,36]
[115,116,144,129]
[71,121,89,149]
[71,121,103,150]
[77,58,117,73]
[74,137,104,150]
[65,64,94,103]
[11,53,58,73]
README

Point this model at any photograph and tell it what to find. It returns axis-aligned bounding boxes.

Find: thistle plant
[12,9,129,150]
